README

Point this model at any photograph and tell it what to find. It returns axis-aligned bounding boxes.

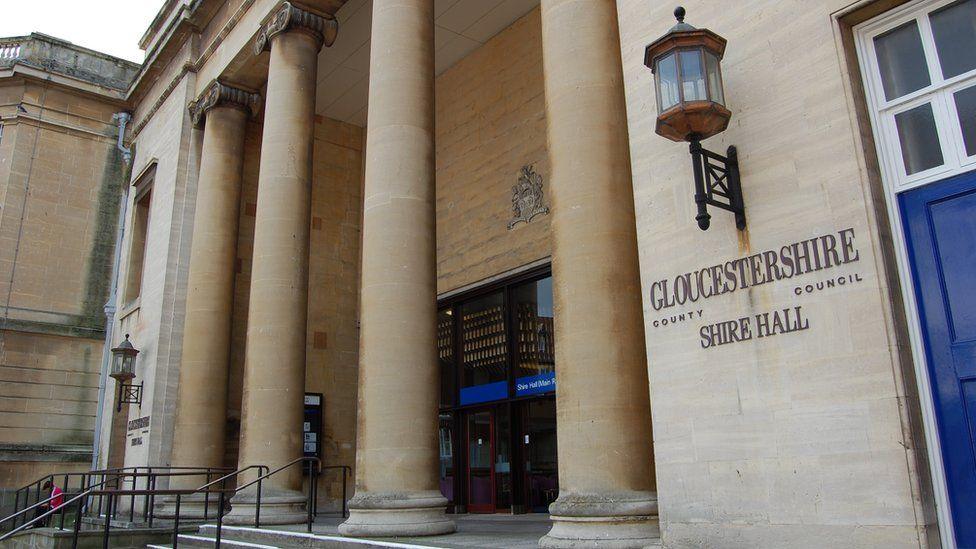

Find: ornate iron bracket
[117,382,143,411]
[689,138,746,231]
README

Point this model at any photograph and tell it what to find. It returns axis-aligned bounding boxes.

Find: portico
[160,0,658,545]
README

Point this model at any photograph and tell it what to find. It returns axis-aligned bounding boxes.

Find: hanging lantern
[110,334,139,381]
[110,334,143,410]
[644,7,745,231]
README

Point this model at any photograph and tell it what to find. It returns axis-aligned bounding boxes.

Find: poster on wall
[303,393,323,461]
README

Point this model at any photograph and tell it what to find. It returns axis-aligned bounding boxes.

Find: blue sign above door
[460,381,508,406]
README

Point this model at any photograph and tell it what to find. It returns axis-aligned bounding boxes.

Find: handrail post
[96,474,103,518]
[12,490,20,529]
[102,493,113,549]
[71,494,83,549]
[255,477,262,529]
[143,468,151,520]
[342,466,348,518]
[216,490,224,547]
[307,460,313,533]
[204,470,212,520]
[129,471,135,523]
[59,474,68,529]
[172,494,181,548]
[148,473,156,527]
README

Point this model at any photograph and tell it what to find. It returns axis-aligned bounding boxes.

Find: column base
[338,491,456,537]
[154,492,228,521]
[539,492,661,549]
[223,489,308,526]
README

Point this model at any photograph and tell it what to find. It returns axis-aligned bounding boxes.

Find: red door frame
[465,408,496,513]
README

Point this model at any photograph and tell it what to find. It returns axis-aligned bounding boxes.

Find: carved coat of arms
[508,165,550,229]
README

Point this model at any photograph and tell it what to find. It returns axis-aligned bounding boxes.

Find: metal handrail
[319,465,351,518]
[0,467,230,545]
[91,457,321,548]
[1,472,123,530]
[10,466,230,529]
[227,456,321,533]
[1,459,348,549]
[0,487,91,545]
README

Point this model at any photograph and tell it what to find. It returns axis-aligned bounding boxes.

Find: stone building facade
[3,0,976,547]
[0,33,138,513]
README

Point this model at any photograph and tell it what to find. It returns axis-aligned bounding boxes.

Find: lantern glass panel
[679,49,707,102]
[112,353,126,376]
[656,53,680,112]
[705,51,724,105]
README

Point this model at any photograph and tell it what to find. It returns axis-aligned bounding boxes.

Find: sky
[0,0,162,63]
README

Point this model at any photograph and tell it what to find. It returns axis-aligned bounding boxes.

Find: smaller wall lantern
[645,7,745,231]
[110,334,143,411]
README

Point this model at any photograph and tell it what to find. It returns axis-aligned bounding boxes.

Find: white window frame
[855,1,976,547]
[858,0,976,191]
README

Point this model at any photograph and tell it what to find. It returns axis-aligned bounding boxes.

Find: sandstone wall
[0,77,126,498]
[434,7,551,294]
[616,0,931,546]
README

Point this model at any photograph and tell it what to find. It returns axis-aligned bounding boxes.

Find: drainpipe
[91,112,133,469]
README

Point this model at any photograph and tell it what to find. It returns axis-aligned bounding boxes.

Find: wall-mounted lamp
[110,334,142,411]
[645,6,745,231]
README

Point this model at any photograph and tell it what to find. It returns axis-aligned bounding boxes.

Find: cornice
[2,112,118,143]
[193,0,258,76]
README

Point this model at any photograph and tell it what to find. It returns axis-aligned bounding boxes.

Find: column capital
[253,2,338,55]
[188,80,260,127]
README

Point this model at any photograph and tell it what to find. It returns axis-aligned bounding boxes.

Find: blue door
[901,169,976,547]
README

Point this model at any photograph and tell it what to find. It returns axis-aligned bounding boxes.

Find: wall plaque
[508,165,549,229]
[127,416,150,431]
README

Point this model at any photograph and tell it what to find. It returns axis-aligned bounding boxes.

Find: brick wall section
[434,7,551,294]
[228,115,363,511]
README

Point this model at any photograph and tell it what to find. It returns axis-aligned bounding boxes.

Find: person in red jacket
[35,480,64,527]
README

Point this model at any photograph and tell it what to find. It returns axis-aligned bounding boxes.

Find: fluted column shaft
[337,0,455,538]
[539,0,659,547]
[227,2,335,525]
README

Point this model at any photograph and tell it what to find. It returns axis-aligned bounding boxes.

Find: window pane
[437,308,456,407]
[656,54,680,110]
[705,51,724,105]
[459,292,508,404]
[874,21,931,100]
[438,413,454,503]
[930,0,976,79]
[679,50,707,101]
[955,85,976,157]
[513,277,555,397]
[895,102,944,174]
[495,406,511,510]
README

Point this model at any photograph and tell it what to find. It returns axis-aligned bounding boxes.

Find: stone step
[148,533,282,548]
[183,524,446,548]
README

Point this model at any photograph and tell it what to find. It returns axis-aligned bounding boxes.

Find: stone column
[539,1,659,547]
[163,82,257,516]
[225,2,337,526]
[337,0,454,538]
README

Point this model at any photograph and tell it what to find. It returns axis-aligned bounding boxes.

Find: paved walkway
[270,513,551,548]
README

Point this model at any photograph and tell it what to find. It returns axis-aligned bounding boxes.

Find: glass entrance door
[466,410,495,513]
[522,398,558,512]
